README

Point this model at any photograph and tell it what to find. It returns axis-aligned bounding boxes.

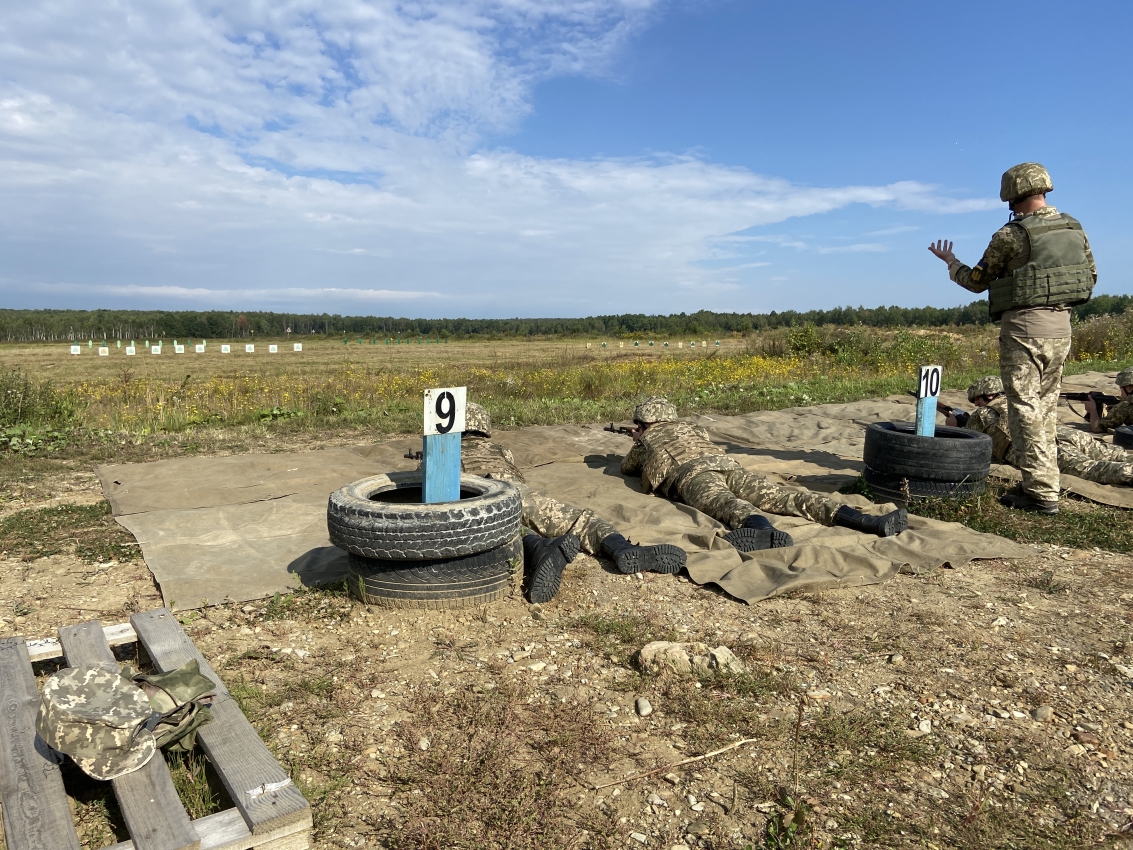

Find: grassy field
[3,316,1133,849]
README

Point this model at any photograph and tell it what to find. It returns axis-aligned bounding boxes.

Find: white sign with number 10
[917,365,942,399]
[423,386,467,435]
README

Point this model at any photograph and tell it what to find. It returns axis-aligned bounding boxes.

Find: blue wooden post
[915,365,942,437]
[422,433,461,503]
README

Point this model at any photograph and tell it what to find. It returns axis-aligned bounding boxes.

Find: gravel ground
[2,464,1133,848]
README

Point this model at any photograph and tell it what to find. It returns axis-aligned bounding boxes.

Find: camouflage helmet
[36,666,158,781]
[633,396,678,424]
[967,375,1004,403]
[465,401,491,437]
[1116,368,1133,390]
[1000,162,1053,203]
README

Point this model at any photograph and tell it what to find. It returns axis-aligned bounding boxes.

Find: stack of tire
[862,422,993,506]
[1115,425,1133,449]
[327,471,523,609]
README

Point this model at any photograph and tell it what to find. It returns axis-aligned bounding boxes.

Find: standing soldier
[929,163,1096,514]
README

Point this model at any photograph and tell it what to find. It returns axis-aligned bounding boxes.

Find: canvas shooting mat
[97,371,1128,610]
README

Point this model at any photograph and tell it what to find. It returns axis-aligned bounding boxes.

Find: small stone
[647,793,666,807]
[669,846,691,850]
[531,610,546,622]
[685,820,707,836]
[918,719,932,734]
[888,653,905,666]
[949,713,973,726]
[1032,705,1055,722]
[709,646,745,674]
[418,736,430,751]
[636,697,654,717]
[686,794,698,806]
[1072,731,1101,746]
[690,803,705,812]
[528,661,546,673]
[663,773,680,785]
[630,832,647,844]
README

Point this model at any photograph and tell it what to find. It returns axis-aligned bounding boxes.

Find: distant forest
[2,295,1130,342]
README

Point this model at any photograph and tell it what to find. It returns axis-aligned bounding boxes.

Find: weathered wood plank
[26,621,138,663]
[105,807,311,850]
[0,637,82,850]
[130,610,311,836]
[58,621,201,850]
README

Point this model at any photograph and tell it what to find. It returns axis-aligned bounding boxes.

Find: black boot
[600,533,686,575]
[833,505,908,537]
[999,490,1059,515]
[723,514,794,552]
[524,533,580,604]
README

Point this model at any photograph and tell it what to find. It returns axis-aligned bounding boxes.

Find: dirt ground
[4,443,1133,849]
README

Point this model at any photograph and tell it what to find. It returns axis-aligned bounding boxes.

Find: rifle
[404,449,422,460]
[1059,391,1121,420]
[604,423,635,436]
[906,391,969,427]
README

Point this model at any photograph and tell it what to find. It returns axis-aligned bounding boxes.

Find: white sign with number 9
[423,386,467,435]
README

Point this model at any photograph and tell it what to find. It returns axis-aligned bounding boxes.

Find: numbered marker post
[915,365,942,437]
[421,386,467,504]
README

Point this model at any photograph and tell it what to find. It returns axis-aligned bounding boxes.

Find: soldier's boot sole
[615,544,686,575]
[723,527,794,552]
[526,534,581,604]
[878,508,909,537]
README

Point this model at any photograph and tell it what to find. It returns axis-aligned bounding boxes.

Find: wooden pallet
[0,609,312,850]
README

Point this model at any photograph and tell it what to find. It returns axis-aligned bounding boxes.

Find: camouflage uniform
[949,205,1093,503]
[965,397,1133,486]
[458,434,617,555]
[1096,369,1133,432]
[620,419,841,527]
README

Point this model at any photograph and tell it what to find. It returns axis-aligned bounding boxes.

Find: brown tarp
[98,371,1129,610]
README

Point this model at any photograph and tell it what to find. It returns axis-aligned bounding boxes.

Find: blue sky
[2,0,1129,318]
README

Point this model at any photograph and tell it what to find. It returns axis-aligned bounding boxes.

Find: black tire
[863,421,992,482]
[1115,426,1133,449]
[863,466,986,505]
[347,536,521,609]
[328,472,522,560]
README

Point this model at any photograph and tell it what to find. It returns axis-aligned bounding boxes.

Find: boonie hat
[36,666,158,780]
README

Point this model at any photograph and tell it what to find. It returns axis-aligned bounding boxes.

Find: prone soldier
[619,397,907,549]
[928,162,1096,514]
[953,377,1133,487]
[449,403,686,603]
[1086,368,1133,434]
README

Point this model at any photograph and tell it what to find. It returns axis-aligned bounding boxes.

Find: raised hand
[927,239,956,265]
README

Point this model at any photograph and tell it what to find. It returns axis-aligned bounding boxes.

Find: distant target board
[293,343,303,352]
[98,347,109,356]
[70,345,81,355]
[125,346,136,356]
[269,344,278,353]
[245,344,255,353]
[151,346,161,355]
[195,344,205,353]
[174,344,185,354]
[221,345,231,354]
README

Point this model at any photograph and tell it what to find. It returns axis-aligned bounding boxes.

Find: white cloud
[0,0,997,315]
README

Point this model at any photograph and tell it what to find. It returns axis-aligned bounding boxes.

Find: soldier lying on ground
[1086,368,1133,434]
[435,403,685,604]
[951,376,1133,492]
[618,398,908,552]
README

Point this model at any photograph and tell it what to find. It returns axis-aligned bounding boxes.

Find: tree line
[1,295,1128,342]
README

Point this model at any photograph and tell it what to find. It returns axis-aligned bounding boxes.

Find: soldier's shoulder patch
[970,262,986,283]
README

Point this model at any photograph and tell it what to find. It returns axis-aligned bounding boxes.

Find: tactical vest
[988,212,1093,320]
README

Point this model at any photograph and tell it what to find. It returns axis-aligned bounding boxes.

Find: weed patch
[0,501,140,562]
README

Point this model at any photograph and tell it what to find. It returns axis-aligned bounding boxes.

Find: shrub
[0,367,81,430]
